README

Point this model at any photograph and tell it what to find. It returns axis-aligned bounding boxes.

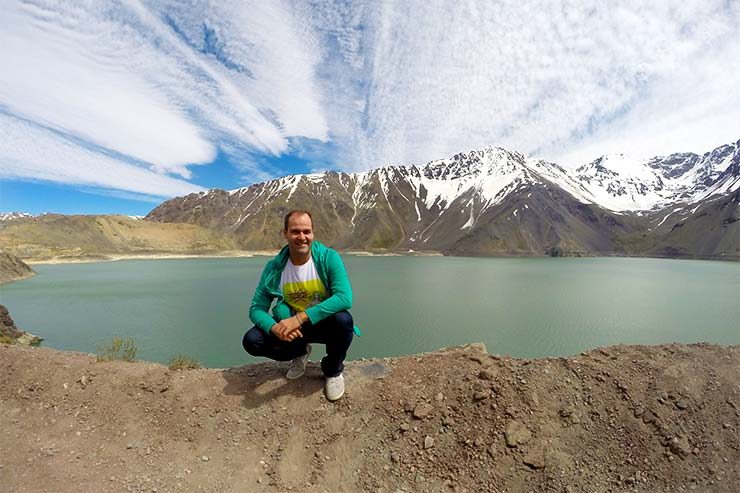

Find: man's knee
[242,326,264,356]
[332,310,354,332]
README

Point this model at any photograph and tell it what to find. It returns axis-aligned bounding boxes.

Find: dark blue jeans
[242,310,354,377]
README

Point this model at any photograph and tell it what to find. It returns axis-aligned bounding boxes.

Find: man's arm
[304,249,352,324]
[249,262,279,333]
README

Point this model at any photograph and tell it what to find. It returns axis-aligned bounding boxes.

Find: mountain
[0,212,34,221]
[147,140,740,259]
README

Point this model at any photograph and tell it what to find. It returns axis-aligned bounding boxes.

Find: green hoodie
[249,241,361,336]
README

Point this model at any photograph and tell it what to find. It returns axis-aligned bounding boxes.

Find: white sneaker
[325,373,345,401]
[286,344,311,380]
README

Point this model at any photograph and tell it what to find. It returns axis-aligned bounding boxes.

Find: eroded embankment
[0,342,738,492]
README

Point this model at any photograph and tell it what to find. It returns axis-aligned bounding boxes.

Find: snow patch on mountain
[0,212,34,221]
[220,139,739,219]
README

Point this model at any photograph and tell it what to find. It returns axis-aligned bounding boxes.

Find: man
[242,210,359,401]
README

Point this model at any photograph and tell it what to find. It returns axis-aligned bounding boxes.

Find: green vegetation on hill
[96,337,138,362]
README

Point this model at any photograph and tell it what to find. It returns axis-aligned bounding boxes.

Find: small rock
[473,391,488,401]
[424,436,434,449]
[667,437,691,458]
[413,403,433,419]
[435,392,444,402]
[675,399,689,410]
[505,421,531,448]
[400,423,410,432]
[478,368,496,380]
[442,416,455,426]
[201,455,209,462]
[522,447,545,469]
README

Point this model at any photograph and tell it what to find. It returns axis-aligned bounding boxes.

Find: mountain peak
[0,212,34,221]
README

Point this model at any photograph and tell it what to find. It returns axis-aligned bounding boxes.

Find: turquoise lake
[1,256,738,368]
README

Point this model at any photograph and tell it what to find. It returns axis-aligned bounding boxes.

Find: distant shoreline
[24,251,276,265]
[23,249,445,265]
[18,249,738,265]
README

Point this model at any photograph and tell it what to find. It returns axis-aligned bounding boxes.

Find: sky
[1,0,739,216]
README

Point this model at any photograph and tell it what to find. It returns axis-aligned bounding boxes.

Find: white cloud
[551,37,740,166]
[0,0,329,195]
[1,0,738,201]
[303,0,740,169]
[0,112,205,198]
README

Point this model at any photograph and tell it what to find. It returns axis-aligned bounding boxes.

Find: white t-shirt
[279,257,327,313]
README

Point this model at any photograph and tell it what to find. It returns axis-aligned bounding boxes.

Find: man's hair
[283,210,313,231]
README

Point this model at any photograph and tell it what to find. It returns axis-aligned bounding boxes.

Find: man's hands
[270,314,305,342]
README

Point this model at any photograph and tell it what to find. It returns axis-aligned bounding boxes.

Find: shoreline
[17,249,738,265]
[22,249,445,265]
[23,250,279,265]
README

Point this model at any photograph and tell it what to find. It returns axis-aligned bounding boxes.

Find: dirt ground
[1,342,738,493]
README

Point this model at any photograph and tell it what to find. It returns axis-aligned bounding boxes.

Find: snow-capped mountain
[0,212,34,222]
[147,139,739,258]
[571,140,738,211]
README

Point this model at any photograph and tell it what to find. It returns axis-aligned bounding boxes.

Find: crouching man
[242,210,359,401]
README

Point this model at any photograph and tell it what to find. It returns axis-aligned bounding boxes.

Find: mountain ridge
[146,139,739,259]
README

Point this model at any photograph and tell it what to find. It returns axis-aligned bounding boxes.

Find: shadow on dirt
[221,359,390,409]
[221,361,325,409]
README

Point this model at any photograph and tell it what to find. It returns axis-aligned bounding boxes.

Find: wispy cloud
[1,0,738,202]
[308,0,740,168]
[0,0,328,197]
[0,112,205,197]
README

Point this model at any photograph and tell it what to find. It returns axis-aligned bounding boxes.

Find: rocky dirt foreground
[1,343,738,493]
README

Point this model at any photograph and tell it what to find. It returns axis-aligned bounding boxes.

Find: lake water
[1,256,738,368]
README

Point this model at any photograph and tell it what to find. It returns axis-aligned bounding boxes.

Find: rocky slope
[0,214,239,261]
[1,342,738,492]
[147,140,740,259]
[0,251,35,284]
[0,305,42,345]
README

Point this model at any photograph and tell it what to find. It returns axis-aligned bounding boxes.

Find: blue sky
[1,0,739,216]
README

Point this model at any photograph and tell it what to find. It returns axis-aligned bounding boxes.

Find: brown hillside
[0,251,35,284]
[0,215,237,261]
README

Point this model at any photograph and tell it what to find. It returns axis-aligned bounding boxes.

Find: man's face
[283,213,313,257]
